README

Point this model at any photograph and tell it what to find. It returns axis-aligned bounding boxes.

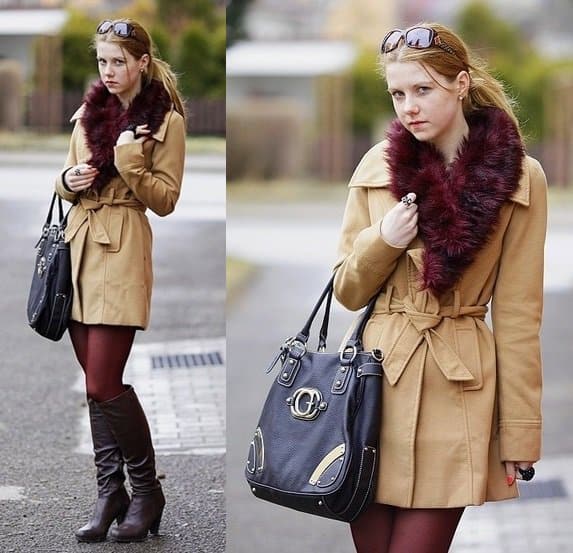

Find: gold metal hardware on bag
[309,444,346,485]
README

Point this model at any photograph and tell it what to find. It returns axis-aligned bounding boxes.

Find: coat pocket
[455,319,483,391]
[106,211,124,253]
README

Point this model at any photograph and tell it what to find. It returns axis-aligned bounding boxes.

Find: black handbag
[27,192,73,341]
[245,275,383,522]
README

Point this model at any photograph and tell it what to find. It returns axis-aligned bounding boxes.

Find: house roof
[0,9,68,36]
[227,40,357,77]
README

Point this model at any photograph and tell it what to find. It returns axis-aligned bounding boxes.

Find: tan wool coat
[55,105,185,329]
[333,140,547,508]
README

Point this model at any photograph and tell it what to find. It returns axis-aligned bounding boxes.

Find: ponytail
[464,61,520,133]
[147,57,186,120]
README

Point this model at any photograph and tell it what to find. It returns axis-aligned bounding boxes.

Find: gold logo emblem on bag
[286,387,327,421]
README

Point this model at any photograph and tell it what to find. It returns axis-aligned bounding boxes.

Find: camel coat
[55,105,185,329]
[333,140,547,508]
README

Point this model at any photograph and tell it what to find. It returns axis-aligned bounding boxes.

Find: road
[0,152,226,553]
[227,198,573,553]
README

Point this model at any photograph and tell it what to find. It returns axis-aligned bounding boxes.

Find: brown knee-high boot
[97,385,165,542]
[75,399,130,542]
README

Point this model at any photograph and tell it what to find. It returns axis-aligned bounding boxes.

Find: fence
[25,92,225,136]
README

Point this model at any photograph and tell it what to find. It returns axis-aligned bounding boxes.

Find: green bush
[456,0,567,142]
[351,49,393,134]
[178,20,225,99]
[61,12,98,92]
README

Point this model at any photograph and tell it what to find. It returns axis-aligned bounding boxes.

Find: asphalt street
[0,153,225,552]
[227,199,573,553]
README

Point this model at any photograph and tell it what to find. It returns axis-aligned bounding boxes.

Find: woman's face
[385,61,467,152]
[96,41,147,104]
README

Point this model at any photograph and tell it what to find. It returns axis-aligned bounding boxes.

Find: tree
[156,0,219,35]
[350,50,392,134]
[456,1,557,141]
[61,11,98,92]
[227,0,254,46]
[178,20,225,99]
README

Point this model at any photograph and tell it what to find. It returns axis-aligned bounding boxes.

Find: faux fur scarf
[385,107,525,296]
[81,79,172,191]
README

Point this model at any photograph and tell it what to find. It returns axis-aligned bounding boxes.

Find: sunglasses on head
[381,26,459,58]
[96,20,135,39]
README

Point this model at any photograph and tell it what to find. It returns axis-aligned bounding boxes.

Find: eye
[114,59,126,66]
[417,86,431,95]
[97,58,106,65]
[390,90,404,99]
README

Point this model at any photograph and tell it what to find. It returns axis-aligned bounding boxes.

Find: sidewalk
[226,200,573,553]
[0,159,225,552]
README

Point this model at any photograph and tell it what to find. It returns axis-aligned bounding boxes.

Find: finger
[504,461,516,486]
[515,462,532,480]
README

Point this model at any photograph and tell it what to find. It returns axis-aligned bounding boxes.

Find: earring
[459,95,464,101]
[140,68,144,73]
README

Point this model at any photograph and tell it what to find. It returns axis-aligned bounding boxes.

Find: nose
[403,95,420,115]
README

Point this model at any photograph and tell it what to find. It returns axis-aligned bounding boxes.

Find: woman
[333,23,546,552]
[55,19,186,543]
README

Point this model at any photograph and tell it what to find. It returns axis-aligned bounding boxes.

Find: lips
[410,121,427,127]
[105,81,118,86]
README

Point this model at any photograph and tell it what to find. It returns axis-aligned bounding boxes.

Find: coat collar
[70,99,174,144]
[351,107,527,296]
[348,138,530,207]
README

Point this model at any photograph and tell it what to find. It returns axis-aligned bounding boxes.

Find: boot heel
[149,511,163,535]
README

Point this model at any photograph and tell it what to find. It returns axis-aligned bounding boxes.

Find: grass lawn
[0,131,225,155]
[226,256,256,304]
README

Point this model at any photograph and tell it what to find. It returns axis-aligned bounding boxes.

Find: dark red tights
[350,503,464,553]
[69,321,136,402]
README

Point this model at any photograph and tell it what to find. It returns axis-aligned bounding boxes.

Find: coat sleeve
[333,185,406,311]
[491,157,547,463]
[113,110,186,216]
[55,120,81,203]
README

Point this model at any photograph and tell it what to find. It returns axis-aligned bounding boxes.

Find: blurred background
[227,0,572,185]
[0,0,225,138]
[227,1,573,552]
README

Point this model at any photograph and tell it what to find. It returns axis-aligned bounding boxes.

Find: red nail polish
[506,475,515,486]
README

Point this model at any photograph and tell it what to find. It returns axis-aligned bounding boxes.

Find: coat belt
[65,195,146,245]
[373,292,488,386]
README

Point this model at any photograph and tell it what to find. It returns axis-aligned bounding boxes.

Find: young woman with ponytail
[55,18,186,543]
[333,22,546,552]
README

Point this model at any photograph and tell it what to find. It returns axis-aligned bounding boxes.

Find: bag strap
[294,274,380,352]
[44,192,72,230]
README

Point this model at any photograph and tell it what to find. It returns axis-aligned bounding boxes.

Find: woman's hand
[64,164,99,192]
[116,124,151,146]
[504,461,535,486]
[380,192,418,248]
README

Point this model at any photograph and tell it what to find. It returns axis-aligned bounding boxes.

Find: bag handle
[294,274,379,352]
[43,193,72,230]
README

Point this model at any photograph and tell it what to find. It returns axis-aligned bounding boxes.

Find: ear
[456,70,470,99]
[139,53,150,72]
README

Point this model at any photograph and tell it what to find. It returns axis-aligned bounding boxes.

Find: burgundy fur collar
[385,107,524,296]
[81,79,172,191]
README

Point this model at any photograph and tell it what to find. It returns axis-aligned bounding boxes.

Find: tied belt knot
[375,287,487,386]
[66,193,146,245]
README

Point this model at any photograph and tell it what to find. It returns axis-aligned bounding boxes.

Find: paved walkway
[227,199,573,553]
[0,154,225,552]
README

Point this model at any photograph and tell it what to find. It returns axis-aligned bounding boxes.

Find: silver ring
[74,168,81,176]
[401,195,413,207]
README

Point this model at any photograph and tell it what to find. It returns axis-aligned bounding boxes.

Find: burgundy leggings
[350,503,464,553]
[69,321,136,402]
